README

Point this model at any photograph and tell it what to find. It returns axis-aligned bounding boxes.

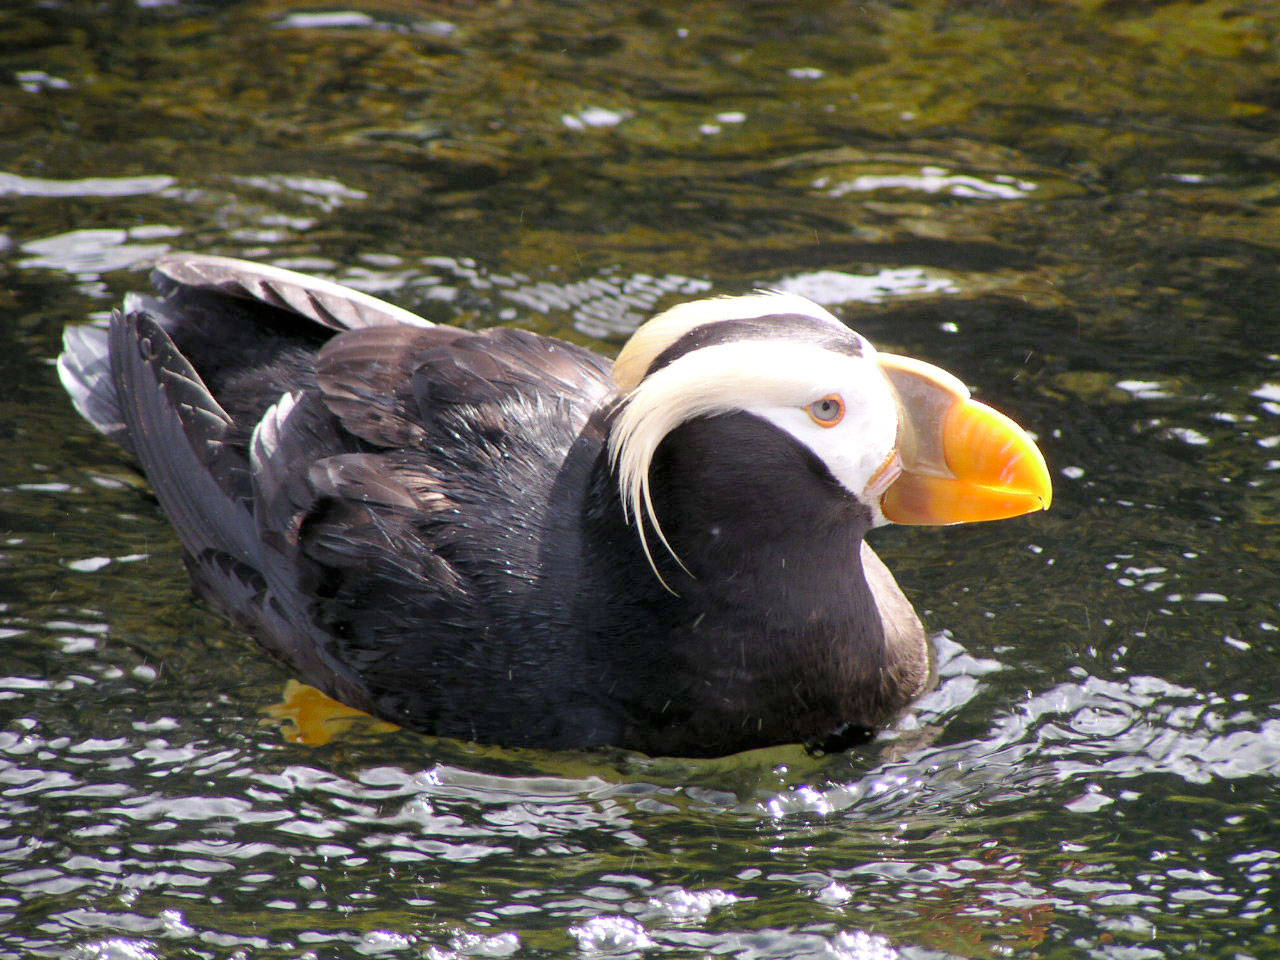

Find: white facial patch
[609,337,900,584]
[749,349,899,526]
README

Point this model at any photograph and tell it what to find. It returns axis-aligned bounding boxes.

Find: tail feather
[108,309,259,569]
[58,322,131,453]
[103,308,373,706]
[54,256,424,716]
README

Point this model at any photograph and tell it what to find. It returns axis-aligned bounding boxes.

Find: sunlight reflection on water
[3,0,1280,957]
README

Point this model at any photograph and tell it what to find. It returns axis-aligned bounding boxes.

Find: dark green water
[2,1,1278,957]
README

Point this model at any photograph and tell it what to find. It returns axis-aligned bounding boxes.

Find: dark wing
[59,251,418,454]
[65,254,621,739]
[93,309,374,709]
[315,322,616,444]
[287,322,619,735]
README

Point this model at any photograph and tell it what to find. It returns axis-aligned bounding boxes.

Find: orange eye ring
[807,394,845,427]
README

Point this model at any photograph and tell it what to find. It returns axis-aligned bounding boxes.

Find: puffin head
[607,292,1052,582]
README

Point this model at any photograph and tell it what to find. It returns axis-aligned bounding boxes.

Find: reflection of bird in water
[59,254,1050,757]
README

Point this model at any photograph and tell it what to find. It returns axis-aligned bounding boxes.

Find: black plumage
[59,255,1032,757]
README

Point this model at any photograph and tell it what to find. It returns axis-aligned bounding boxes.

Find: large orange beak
[876,354,1052,525]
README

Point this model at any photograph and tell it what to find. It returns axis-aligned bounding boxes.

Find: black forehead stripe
[644,313,863,379]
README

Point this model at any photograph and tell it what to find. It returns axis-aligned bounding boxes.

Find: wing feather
[315,323,615,448]
[64,256,622,738]
[154,253,432,331]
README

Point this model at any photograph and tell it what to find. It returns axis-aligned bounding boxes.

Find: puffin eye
[807,394,845,427]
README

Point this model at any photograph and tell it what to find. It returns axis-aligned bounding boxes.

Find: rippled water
[2,1,1279,957]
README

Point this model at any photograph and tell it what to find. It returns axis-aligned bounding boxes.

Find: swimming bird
[59,254,1050,756]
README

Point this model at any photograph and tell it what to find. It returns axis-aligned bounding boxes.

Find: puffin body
[59,255,1050,756]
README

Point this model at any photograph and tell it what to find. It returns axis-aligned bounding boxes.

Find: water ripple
[0,173,173,198]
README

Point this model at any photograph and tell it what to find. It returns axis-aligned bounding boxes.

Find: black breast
[588,412,930,757]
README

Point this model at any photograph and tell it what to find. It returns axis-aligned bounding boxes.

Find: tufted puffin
[59,254,1050,757]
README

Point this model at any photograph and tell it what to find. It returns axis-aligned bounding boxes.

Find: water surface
[1,2,1278,957]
